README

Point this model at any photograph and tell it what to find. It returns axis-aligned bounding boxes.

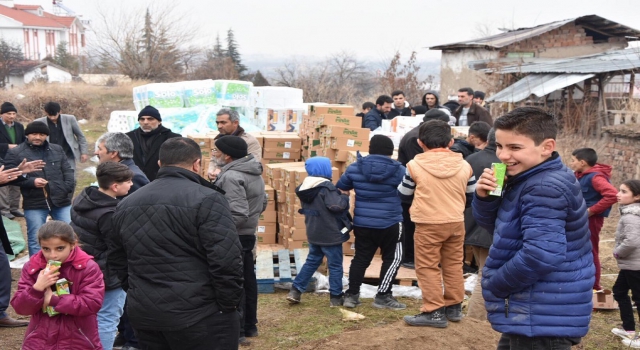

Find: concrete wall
[439,49,499,101]
[601,127,640,185]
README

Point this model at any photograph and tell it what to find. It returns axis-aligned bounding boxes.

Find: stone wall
[600,125,640,185]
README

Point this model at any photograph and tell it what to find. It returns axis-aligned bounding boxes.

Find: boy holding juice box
[473,107,593,349]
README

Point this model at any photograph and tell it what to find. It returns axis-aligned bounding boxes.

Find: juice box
[44,278,71,317]
[45,260,61,273]
[489,163,507,196]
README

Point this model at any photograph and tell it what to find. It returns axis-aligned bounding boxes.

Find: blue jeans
[98,288,126,350]
[24,205,71,256]
[293,243,343,296]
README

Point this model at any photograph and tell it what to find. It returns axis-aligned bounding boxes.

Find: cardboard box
[256,222,277,235]
[592,289,619,310]
[263,149,301,160]
[262,134,302,149]
[265,201,276,211]
[287,239,309,250]
[187,133,213,149]
[335,150,349,162]
[259,211,277,223]
[318,115,361,127]
[323,126,370,140]
[257,232,277,244]
[311,105,355,117]
[289,226,307,240]
[264,185,275,201]
[343,241,356,256]
[330,137,370,150]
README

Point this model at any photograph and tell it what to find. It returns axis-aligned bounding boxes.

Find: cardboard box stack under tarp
[186,132,219,178]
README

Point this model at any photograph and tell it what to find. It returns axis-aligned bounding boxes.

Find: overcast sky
[19,0,640,65]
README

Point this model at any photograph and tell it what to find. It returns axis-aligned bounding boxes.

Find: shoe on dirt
[343,293,361,308]
[286,288,301,304]
[403,308,448,328]
[373,294,406,310]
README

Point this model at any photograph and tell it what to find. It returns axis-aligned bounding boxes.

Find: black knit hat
[369,135,394,156]
[1,102,17,115]
[423,109,450,123]
[138,105,161,121]
[215,135,248,159]
[25,121,50,135]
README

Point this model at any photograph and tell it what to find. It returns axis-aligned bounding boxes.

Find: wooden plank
[256,249,275,292]
[342,255,418,284]
[294,248,309,275]
[277,249,292,282]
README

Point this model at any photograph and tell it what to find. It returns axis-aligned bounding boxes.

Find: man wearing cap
[126,105,181,181]
[5,122,75,256]
[35,101,89,171]
[208,108,262,181]
[0,102,25,219]
[213,135,266,344]
[337,135,406,310]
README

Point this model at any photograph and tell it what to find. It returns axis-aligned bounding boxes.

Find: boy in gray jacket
[286,157,350,307]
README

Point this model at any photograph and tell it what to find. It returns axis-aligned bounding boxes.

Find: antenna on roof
[52,0,75,16]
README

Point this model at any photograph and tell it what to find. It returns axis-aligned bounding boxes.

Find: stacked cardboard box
[186,132,219,178]
[247,131,303,180]
[257,185,277,244]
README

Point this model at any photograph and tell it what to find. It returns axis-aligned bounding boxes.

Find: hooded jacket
[11,248,104,350]
[450,139,477,159]
[421,90,444,110]
[404,150,474,224]
[296,177,350,246]
[214,155,267,236]
[472,153,593,338]
[5,140,75,209]
[574,163,617,217]
[336,153,404,229]
[70,186,121,290]
[614,203,640,271]
[126,125,181,181]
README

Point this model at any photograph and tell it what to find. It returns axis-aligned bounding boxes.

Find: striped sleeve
[465,170,477,207]
[398,167,416,202]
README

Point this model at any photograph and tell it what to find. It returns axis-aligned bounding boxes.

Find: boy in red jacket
[570,148,618,292]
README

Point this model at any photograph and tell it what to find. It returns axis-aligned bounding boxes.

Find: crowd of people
[0,92,638,350]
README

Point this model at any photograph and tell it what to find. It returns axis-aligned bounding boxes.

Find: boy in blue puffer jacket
[337,135,406,310]
[473,107,593,350]
[286,157,350,307]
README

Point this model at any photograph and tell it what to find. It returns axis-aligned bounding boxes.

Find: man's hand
[208,168,221,181]
[475,168,499,198]
[18,159,45,174]
[8,144,17,149]
[34,178,48,188]
[80,154,89,163]
[0,165,22,185]
[587,208,594,217]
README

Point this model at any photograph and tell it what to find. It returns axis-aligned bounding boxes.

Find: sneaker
[373,294,406,310]
[286,288,301,304]
[403,307,448,328]
[622,336,640,348]
[445,303,463,322]
[330,294,344,307]
[245,328,258,337]
[612,327,636,339]
[239,336,251,347]
[343,293,361,308]
[401,262,415,269]
[113,333,126,347]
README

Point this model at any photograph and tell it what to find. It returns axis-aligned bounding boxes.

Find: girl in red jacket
[11,220,105,350]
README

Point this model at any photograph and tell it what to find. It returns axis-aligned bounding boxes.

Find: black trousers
[238,235,257,337]
[346,223,402,295]
[401,203,415,264]
[613,269,640,331]
[118,299,140,347]
[137,310,240,350]
[0,248,10,319]
[496,334,580,350]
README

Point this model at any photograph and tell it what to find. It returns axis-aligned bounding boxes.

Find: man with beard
[207,108,262,181]
[126,106,181,181]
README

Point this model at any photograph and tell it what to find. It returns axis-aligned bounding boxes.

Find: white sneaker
[622,337,640,348]
[612,327,636,339]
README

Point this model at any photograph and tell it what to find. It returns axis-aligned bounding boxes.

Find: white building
[0,1,86,60]
[7,60,72,87]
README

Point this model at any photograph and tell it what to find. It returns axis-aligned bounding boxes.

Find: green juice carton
[489,163,507,196]
[44,278,70,317]
[45,260,61,273]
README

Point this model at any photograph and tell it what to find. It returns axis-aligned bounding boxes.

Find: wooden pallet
[343,255,418,287]
[256,246,309,294]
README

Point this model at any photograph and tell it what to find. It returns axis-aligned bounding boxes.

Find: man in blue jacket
[363,95,393,131]
[337,135,406,310]
[473,107,593,349]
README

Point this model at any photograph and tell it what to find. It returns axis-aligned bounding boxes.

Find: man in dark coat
[0,102,25,219]
[0,158,43,327]
[126,105,181,181]
[364,95,393,131]
[95,132,149,196]
[453,87,493,126]
[388,91,412,119]
[5,122,75,256]
[111,137,243,350]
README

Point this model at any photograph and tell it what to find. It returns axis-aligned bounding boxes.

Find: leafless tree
[381,51,434,103]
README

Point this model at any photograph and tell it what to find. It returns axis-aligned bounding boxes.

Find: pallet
[256,246,309,294]
[343,255,418,287]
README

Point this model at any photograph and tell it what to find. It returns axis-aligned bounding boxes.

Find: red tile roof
[0,4,65,28]
[43,12,76,28]
[13,5,41,10]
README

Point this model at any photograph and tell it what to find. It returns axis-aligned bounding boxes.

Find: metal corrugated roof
[486,73,595,103]
[482,48,640,74]
[430,15,640,50]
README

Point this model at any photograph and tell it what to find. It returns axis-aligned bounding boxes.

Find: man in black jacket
[0,102,25,219]
[5,122,74,256]
[95,132,149,196]
[126,105,181,181]
[388,90,412,119]
[111,137,243,350]
[364,95,393,131]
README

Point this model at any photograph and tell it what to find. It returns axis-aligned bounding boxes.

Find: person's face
[40,237,75,263]
[139,116,160,132]
[568,156,587,173]
[112,179,133,197]
[425,94,437,108]
[95,141,118,163]
[458,91,473,107]
[378,102,392,114]
[27,133,48,146]
[393,94,405,109]
[495,129,555,176]
[46,112,60,123]
[216,114,239,135]
[473,97,484,105]
[618,184,640,205]
[212,147,229,167]
[1,111,16,124]
[411,109,416,117]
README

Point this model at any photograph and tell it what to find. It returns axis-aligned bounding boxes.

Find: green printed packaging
[489,163,507,196]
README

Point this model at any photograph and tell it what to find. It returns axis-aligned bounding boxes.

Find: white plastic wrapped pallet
[250,86,304,109]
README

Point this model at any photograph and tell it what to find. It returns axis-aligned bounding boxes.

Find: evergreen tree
[250,70,270,86]
[226,28,247,77]
[53,41,79,74]
[0,39,23,87]
[212,33,225,58]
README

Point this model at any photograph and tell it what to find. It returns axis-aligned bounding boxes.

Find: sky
[15,0,640,71]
